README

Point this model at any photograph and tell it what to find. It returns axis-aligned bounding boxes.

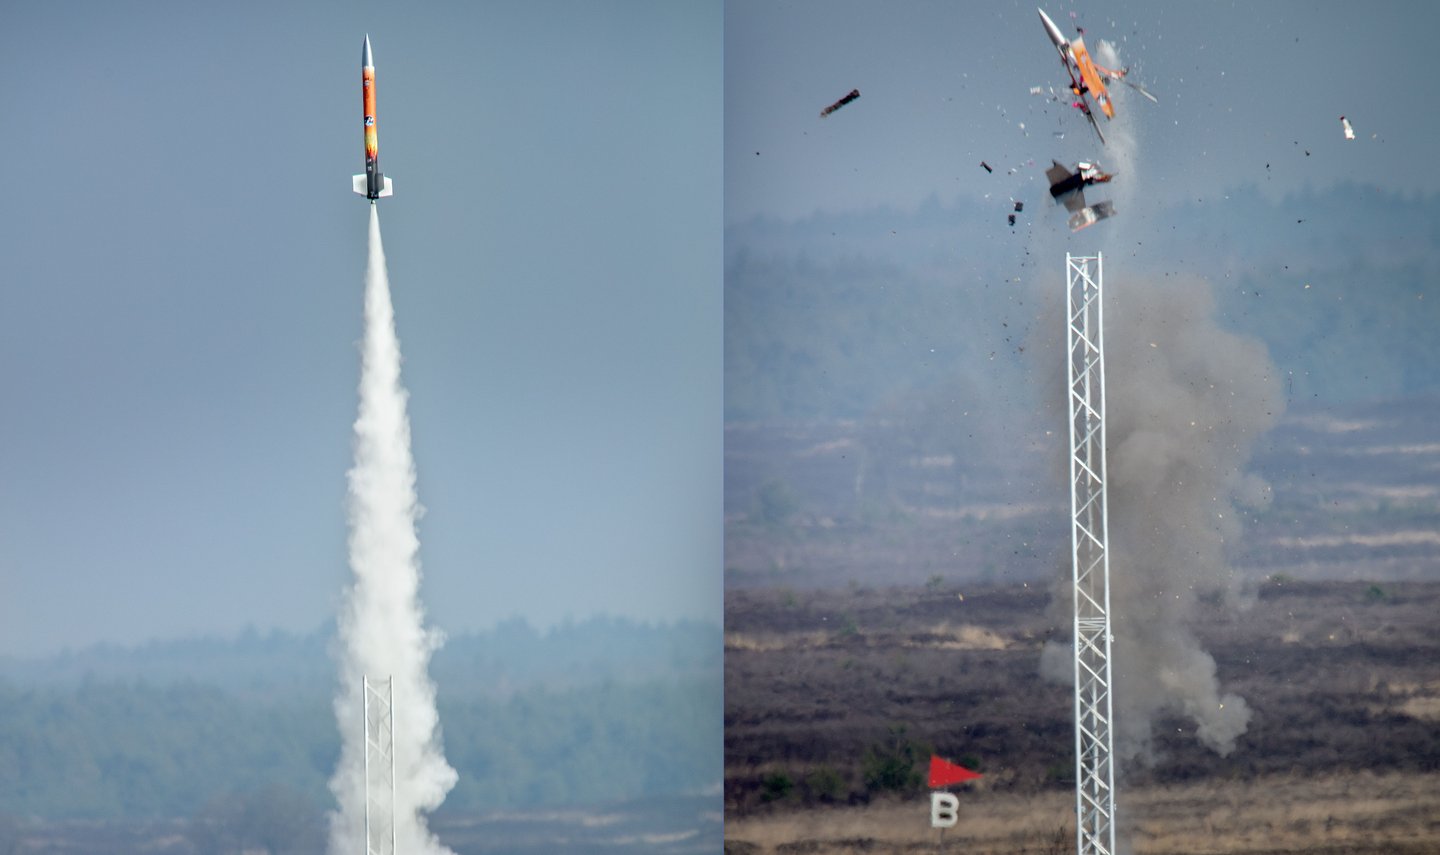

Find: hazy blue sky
[1,0,720,656]
[727,0,1438,223]
[723,0,1440,545]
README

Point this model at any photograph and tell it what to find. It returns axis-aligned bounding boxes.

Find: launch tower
[364,676,397,855]
[1065,253,1116,855]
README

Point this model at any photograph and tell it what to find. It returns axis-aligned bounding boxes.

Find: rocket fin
[1068,201,1116,231]
[353,175,368,196]
[378,177,393,198]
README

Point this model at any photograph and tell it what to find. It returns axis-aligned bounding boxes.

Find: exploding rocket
[353,35,393,201]
[1037,7,1069,58]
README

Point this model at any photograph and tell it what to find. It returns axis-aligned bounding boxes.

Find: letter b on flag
[930,792,959,828]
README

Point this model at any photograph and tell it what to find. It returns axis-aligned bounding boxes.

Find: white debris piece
[1341,115,1355,140]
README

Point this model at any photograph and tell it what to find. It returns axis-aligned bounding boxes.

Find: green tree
[861,725,929,794]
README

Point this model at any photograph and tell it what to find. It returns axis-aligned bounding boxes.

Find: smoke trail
[329,205,458,855]
[1095,40,1123,78]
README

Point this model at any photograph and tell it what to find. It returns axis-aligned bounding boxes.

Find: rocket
[1037,7,1069,56]
[353,35,393,201]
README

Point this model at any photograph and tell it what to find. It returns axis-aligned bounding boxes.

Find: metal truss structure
[364,676,397,855]
[1065,253,1116,855]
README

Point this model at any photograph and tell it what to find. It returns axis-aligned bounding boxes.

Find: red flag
[928,755,982,788]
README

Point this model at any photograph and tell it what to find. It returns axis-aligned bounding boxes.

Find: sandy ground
[724,771,1440,854]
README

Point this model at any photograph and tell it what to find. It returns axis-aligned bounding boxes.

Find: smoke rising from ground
[1103,273,1281,760]
[1040,269,1282,762]
[1093,54,1281,760]
[329,206,457,855]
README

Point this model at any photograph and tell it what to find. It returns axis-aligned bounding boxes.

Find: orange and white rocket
[353,35,393,201]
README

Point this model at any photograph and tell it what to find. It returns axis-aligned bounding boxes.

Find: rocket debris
[1038,7,1155,145]
[820,89,860,118]
[1046,159,1116,232]
[981,161,994,173]
[1013,201,1024,212]
[1341,116,1355,140]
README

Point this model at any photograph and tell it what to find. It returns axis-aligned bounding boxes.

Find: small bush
[804,766,845,802]
[759,771,794,803]
[862,725,929,794]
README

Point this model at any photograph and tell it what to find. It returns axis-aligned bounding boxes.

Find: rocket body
[1038,7,1068,55]
[354,35,393,200]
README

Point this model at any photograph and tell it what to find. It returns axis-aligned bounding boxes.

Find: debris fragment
[981,161,993,173]
[1340,115,1355,140]
[1046,159,1116,232]
[1008,214,1017,226]
[820,88,860,118]
[1013,201,1024,212]
[1029,86,1044,95]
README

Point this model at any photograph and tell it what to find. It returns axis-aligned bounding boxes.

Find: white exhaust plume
[1096,39,1123,75]
[329,205,458,855]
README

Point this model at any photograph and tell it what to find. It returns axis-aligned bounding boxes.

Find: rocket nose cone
[1038,8,1064,44]
[362,35,373,68]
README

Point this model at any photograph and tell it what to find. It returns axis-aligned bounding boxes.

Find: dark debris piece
[820,89,861,118]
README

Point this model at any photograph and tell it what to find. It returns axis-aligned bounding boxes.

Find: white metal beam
[364,676,397,855]
[1066,253,1116,855]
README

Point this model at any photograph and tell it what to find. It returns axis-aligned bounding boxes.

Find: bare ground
[724,580,1440,854]
[724,771,1440,854]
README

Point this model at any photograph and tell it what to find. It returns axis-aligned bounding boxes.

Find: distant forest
[0,617,720,820]
[726,184,1440,422]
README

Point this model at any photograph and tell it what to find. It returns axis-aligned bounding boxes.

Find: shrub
[862,725,929,794]
[759,771,794,803]
[804,766,846,802]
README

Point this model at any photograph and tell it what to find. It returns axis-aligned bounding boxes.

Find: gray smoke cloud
[1036,44,1281,762]
[1105,270,1278,754]
[1103,272,1280,761]
[1039,271,1278,763]
[329,206,458,855]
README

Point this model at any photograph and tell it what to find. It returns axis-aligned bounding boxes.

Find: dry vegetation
[725,772,1440,854]
[725,580,1440,854]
